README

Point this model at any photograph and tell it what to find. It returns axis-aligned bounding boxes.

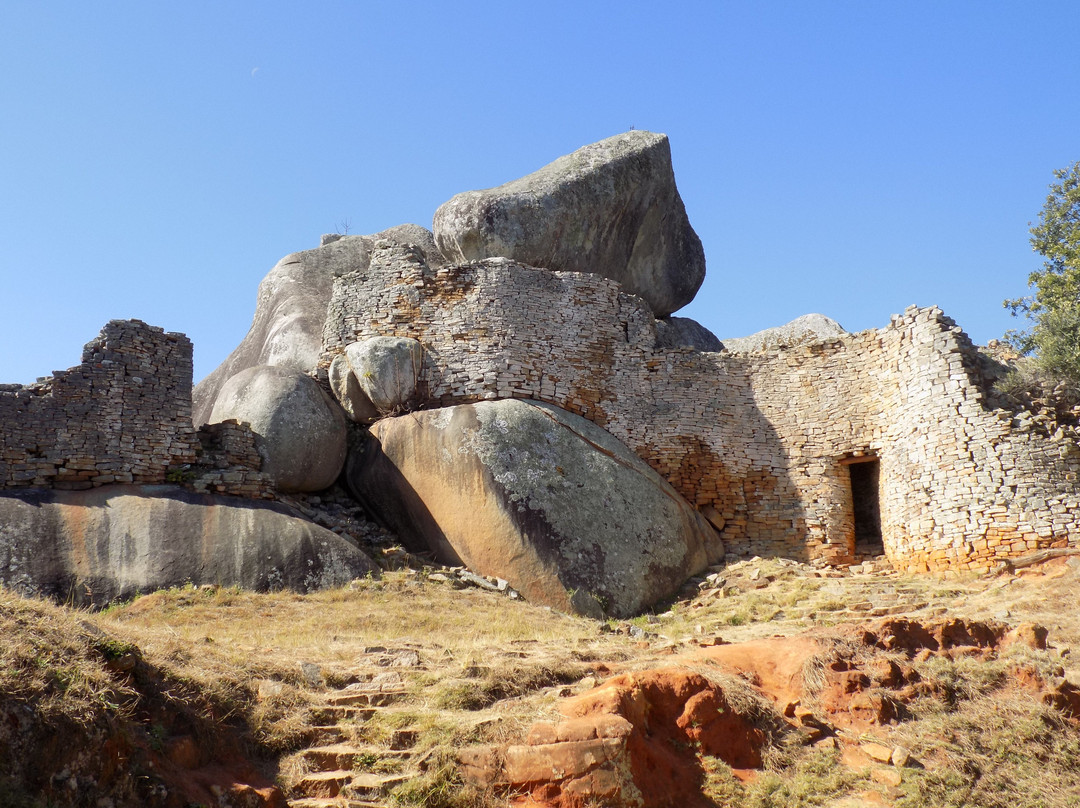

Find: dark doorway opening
[847,458,883,556]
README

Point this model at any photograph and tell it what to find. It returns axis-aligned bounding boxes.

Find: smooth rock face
[0,485,378,607]
[722,313,846,353]
[654,316,724,352]
[328,353,379,423]
[347,399,715,617]
[209,365,347,493]
[192,224,444,426]
[433,131,706,317]
[344,336,423,414]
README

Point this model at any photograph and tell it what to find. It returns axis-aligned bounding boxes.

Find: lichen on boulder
[346,398,717,617]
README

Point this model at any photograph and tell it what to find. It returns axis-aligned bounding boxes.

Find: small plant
[352,751,380,771]
[165,465,196,484]
[148,722,167,753]
[94,638,139,662]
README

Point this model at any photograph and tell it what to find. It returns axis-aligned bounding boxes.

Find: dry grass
[892,690,1080,808]
[0,588,137,727]
[5,557,1080,807]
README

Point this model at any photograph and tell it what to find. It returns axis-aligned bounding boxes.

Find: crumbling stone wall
[0,320,274,499]
[190,420,276,498]
[7,250,1076,573]
[323,246,1080,571]
[0,320,200,489]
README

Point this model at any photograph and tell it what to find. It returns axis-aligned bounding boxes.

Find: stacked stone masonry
[0,320,200,489]
[6,247,1077,574]
[322,244,1080,572]
[0,320,273,499]
[191,420,276,499]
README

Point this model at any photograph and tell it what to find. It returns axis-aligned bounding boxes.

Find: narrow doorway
[847,458,883,556]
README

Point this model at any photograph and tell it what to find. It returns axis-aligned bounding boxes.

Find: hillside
[3,552,1080,807]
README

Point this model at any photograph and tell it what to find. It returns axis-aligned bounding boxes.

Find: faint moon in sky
[251,67,260,77]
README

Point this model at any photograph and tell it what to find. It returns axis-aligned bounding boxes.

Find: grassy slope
[3,559,1080,807]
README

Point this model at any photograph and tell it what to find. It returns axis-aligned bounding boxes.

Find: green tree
[1005,161,1080,381]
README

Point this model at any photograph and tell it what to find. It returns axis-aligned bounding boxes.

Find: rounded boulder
[347,399,714,617]
[209,365,347,492]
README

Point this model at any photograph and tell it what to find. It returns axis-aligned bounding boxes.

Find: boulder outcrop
[192,224,444,426]
[337,336,423,416]
[722,313,846,353]
[328,353,380,424]
[208,365,347,493]
[654,316,724,352]
[432,131,706,317]
[345,399,717,617]
[0,485,378,607]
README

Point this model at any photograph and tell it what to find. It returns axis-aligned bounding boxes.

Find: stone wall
[7,248,1076,573]
[190,420,276,499]
[1,320,200,489]
[322,245,1080,571]
[0,320,275,499]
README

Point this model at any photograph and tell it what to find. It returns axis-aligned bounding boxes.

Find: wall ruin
[5,245,1077,574]
[1,320,200,489]
[323,244,1080,571]
[0,320,274,499]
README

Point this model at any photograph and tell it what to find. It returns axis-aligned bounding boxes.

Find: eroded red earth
[463,616,1078,808]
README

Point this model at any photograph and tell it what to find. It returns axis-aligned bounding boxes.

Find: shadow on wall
[638,350,817,565]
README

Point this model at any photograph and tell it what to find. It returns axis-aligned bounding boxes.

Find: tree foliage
[1005,161,1080,381]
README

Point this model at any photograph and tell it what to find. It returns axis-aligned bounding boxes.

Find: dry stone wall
[0,320,200,489]
[191,420,276,499]
[6,248,1077,574]
[0,320,274,499]
[323,245,1080,571]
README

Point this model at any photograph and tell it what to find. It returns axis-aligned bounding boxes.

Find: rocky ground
[3,550,1080,808]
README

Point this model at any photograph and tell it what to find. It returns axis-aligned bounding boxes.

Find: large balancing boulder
[0,485,379,607]
[209,365,347,493]
[193,223,444,426]
[433,131,706,317]
[347,399,715,617]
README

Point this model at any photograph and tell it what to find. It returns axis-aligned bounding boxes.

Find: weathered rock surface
[654,316,724,352]
[208,365,347,493]
[328,353,380,424]
[433,131,706,317]
[722,313,846,353]
[346,399,716,617]
[0,485,378,607]
[192,224,444,426]
[344,336,423,414]
[461,668,767,808]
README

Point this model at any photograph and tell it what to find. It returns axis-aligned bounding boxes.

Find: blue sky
[2,2,1078,384]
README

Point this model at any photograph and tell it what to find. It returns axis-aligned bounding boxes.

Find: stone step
[310,705,377,724]
[325,689,408,707]
[343,772,411,800]
[294,770,355,799]
[288,798,385,808]
[303,725,350,746]
[300,742,413,772]
[869,602,929,617]
[388,728,418,750]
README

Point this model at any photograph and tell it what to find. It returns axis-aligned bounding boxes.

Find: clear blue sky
[2,2,1078,384]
